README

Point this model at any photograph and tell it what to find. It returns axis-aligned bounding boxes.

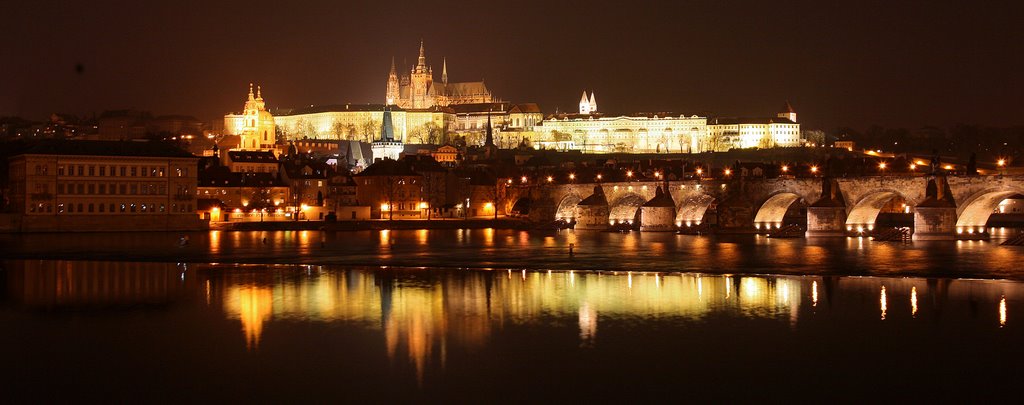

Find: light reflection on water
[3,260,1024,401]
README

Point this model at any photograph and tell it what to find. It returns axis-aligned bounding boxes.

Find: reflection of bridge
[504,175,1024,240]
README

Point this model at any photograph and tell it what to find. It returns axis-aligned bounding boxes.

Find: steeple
[485,110,494,147]
[379,107,395,142]
[417,40,426,68]
[589,92,597,113]
[386,57,400,105]
[389,57,396,75]
[248,83,255,101]
[579,90,591,114]
[777,101,797,122]
[442,58,448,84]
[256,85,263,100]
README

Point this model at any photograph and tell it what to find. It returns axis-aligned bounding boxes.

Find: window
[88,203,94,213]
[130,167,137,176]
[88,166,95,176]
[76,184,84,194]
[88,184,95,194]
[57,203,65,213]
[130,203,136,212]
[77,165,84,176]
[57,183,65,194]
[77,203,83,212]
[99,184,106,194]
[142,167,148,177]
[130,184,137,194]
[120,167,126,176]
[120,204,126,212]
[58,165,65,176]
[109,203,115,213]
[176,168,182,177]
[159,204,165,212]
[120,184,127,194]
[99,204,105,213]
[99,166,106,176]
[68,204,74,213]
[158,168,165,177]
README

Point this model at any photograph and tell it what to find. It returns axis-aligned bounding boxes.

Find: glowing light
[944,165,953,170]
[695,168,703,175]
[300,204,309,210]
[1000,295,1007,327]
[596,174,603,181]
[880,286,887,320]
[569,173,576,180]
[507,179,513,184]
[810,166,818,173]
[781,165,789,172]
[911,286,918,317]
[724,168,732,176]
[521,176,528,183]
[418,202,428,209]
[812,281,818,307]
[909,163,917,170]
[381,203,390,211]
[998,159,1006,167]
[484,202,494,210]
[878,162,887,170]
[546,176,553,183]
[626,170,633,177]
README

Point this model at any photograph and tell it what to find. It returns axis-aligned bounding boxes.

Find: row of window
[54,182,185,196]
[28,202,194,214]
[40,164,190,178]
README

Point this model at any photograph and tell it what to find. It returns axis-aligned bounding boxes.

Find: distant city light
[521,176,528,183]
[724,168,732,176]
[810,166,818,173]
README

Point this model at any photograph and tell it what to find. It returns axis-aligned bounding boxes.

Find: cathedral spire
[389,57,396,75]
[248,83,255,101]
[417,40,426,68]
[589,92,597,112]
[256,85,263,100]
[485,109,494,147]
[442,58,448,84]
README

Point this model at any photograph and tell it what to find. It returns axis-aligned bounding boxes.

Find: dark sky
[3,0,1022,130]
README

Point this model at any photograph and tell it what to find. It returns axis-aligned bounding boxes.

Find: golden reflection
[578,302,597,348]
[880,286,887,320]
[1000,295,1007,327]
[380,230,391,246]
[226,285,273,350]
[911,286,918,317]
[483,228,494,246]
[416,229,429,245]
[209,230,221,253]
[812,281,818,307]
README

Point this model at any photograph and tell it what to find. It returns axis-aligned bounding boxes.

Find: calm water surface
[1,228,1024,279]
[1,260,1022,402]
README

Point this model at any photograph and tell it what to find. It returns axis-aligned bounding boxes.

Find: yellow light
[696,168,703,175]
[810,166,818,173]
[212,207,220,213]
[781,165,789,172]
[507,179,513,184]
[998,159,1006,167]
[909,163,917,170]
[418,202,428,209]
[879,162,887,169]
[300,204,309,210]
[484,202,494,209]
[380,203,390,211]
[944,165,953,170]
[569,173,576,180]
[596,174,603,180]
[724,168,731,176]
[546,176,553,183]
[626,170,633,177]
[521,176,528,183]
[654,171,661,178]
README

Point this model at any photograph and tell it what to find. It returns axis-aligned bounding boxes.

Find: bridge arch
[754,192,806,229]
[676,193,715,226]
[955,187,1024,230]
[845,189,909,232]
[608,194,646,225]
[510,197,531,218]
[555,193,583,220]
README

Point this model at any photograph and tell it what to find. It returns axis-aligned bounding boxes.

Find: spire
[417,40,426,68]
[256,85,263,100]
[389,57,396,75]
[580,90,589,104]
[485,109,494,147]
[589,92,597,112]
[783,100,795,113]
[379,107,395,142]
[579,90,591,114]
[442,58,448,84]
[248,83,255,101]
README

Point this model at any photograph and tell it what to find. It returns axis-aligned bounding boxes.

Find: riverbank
[214,218,534,231]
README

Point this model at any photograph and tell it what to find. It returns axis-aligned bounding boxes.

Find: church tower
[589,92,597,113]
[579,90,591,114]
[409,40,434,109]
[441,58,448,85]
[386,58,400,105]
[778,101,797,122]
[238,83,275,150]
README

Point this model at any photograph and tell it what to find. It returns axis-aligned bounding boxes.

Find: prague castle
[222,41,801,156]
[386,41,493,109]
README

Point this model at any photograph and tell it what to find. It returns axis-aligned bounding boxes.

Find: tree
[331,119,348,139]
[422,121,442,144]
[758,132,776,149]
[803,129,826,147]
[361,118,380,143]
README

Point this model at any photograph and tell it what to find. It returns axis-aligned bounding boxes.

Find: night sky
[3,0,1022,130]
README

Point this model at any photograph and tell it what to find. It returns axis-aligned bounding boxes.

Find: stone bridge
[502,174,1024,240]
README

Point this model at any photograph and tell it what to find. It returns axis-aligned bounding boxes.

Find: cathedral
[223,83,276,150]
[386,41,493,109]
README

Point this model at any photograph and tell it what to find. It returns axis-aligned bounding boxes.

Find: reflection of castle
[386,41,493,109]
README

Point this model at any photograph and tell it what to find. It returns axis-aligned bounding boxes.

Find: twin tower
[579,91,598,114]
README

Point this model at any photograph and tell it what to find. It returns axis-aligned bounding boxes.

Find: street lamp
[695,168,703,177]
[596,174,603,181]
[724,168,732,177]
[781,165,789,173]
[909,163,917,171]
[568,173,576,181]
[810,166,819,174]
[546,176,553,183]
[521,176,528,184]
[626,170,633,178]
[878,162,887,170]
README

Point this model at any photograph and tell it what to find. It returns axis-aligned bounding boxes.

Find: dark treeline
[831,124,1024,161]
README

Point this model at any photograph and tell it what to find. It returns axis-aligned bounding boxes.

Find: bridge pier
[806,178,847,237]
[717,197,756,233]
[913,207,957,240]
[640,186,676,232]
[574,186,610,231]
[912,176,958,241]
[807,206,848,237]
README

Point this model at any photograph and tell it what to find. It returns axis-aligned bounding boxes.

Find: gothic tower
[589,92,597,113]
[409,40,434,109]
[386,57,400,105]
[441,58,448,85]
[579,90,591,114]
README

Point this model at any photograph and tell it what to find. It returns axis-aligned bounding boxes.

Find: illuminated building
[370,109,404,162]
[223,84,276,150]
[4,139,202,231]
[531,95,801,153]
[386,41,493,109]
